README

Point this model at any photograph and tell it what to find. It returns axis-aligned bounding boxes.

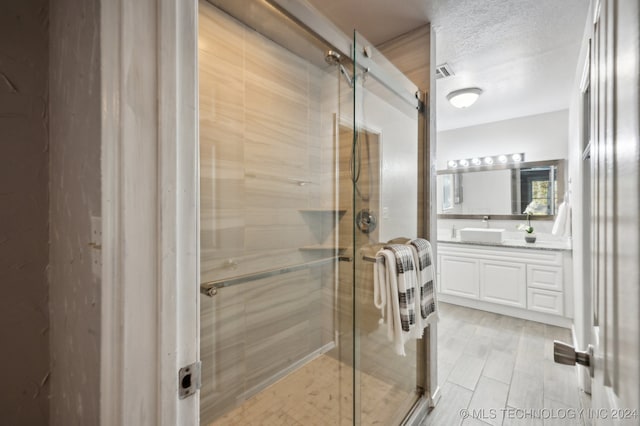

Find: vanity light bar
[447,153,525,169]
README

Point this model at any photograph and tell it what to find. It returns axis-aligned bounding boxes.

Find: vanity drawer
[527,288,564,316]
[527,265,563,291]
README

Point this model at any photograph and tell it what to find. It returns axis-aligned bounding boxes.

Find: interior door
[588,0,639,417]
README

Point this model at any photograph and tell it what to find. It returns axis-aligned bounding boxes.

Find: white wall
[363,89,418,242]
[437,110,569,169]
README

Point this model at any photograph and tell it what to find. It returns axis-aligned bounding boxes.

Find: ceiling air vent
[435,63,455,79]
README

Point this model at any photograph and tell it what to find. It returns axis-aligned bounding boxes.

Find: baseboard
[439,294,573,328]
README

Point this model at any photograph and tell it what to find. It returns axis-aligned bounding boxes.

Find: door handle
[553,340,594,377]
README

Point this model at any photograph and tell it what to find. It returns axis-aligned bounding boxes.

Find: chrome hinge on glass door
[179,361,201,399]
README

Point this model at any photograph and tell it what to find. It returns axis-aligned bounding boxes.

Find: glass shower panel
[351,31,421,425]
[198,1,354,424]
[199,2,424,424]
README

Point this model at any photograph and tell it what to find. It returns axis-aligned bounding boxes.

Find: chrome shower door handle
[553,340,594,377]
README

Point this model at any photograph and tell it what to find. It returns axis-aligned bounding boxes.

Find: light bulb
[498,155,508,163]
[448,160,457,168]
[471,158,481,166]
[512,153,522,162]
[484,157,494,165]
[459,159,469,167]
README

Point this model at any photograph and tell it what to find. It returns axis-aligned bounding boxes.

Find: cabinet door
[528,288,564,316]
[440,255,479,298]
[479,260,527,308]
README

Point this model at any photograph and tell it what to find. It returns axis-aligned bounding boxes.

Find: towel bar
[362,256,384,263]
[201,256,337,297]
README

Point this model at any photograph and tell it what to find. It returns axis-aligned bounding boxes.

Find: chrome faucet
[482,216,490,228]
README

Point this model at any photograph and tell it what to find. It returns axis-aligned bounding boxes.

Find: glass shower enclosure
[198,1,423,424]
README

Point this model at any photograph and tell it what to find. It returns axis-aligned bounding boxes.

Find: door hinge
[178,361,201,399]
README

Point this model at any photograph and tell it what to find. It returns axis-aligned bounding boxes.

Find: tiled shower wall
[198,3,342,421]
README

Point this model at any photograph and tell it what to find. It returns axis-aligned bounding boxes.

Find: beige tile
[501,406,544,426]
[462,417,493,426]
[424,381,473,426]
[507,369,544,410]
[467,376,510,426]
[542,398,584,426]
[543,359,581,407]
[482,349,516,384]
[447,353,487,391]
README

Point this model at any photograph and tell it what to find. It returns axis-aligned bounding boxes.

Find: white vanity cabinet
[439,256,479,298]
[437,242,572,327]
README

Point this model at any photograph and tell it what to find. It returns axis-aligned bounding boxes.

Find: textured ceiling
[306,0,590,130]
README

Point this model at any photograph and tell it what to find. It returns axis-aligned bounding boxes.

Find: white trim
[100,0,199,424]
[100,0,124,422]
[579,44,591,94]
[439,294,574,328]
[158,0,199,424]
[572,324,592,394]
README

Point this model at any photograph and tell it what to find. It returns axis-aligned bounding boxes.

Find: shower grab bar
[362,255,381,263]
[201,256,338,297]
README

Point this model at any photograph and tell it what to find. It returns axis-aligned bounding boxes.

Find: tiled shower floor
[209,354,416,425]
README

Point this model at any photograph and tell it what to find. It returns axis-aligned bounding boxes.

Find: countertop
[437,233,572,252]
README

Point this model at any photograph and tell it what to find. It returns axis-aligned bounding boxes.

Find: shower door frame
[100,0,200,424]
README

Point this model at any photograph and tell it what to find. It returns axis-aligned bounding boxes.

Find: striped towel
[408,238,438,325]
[374,244,423,356]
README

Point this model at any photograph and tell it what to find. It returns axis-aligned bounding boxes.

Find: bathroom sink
[459,228,505,243]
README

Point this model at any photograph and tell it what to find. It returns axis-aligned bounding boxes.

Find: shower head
[325,50,342,65]
[324,50,353,87]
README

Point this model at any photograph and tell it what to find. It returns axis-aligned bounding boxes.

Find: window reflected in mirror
[515,167,558,215]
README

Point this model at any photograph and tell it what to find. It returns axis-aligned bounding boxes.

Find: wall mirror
[437,159,565,220]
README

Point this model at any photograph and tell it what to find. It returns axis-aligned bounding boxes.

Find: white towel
[552,201,571,236]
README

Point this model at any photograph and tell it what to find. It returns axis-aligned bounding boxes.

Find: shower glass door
[350,31,422,424]
[198,1,423,424]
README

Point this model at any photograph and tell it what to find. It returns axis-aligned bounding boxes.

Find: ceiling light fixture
[447,88,483,109]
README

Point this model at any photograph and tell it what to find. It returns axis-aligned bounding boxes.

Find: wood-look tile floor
[425,303,589,426]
